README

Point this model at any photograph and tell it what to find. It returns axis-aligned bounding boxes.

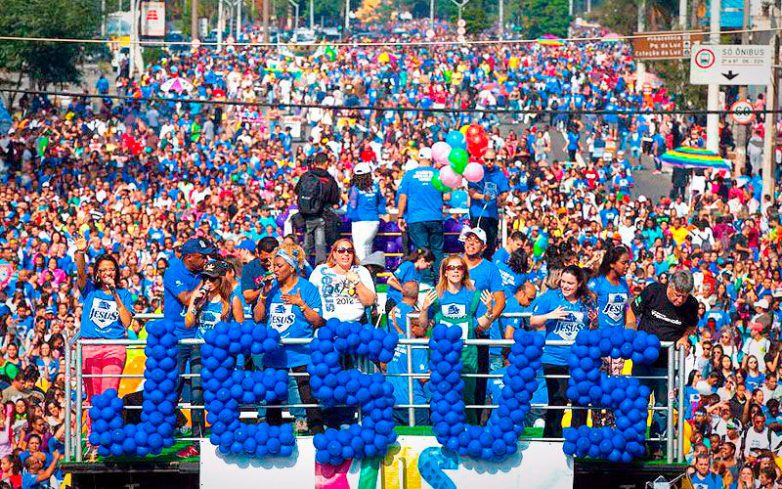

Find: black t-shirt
[631,282,698,342]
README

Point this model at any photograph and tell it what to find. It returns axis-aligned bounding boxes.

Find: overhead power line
[0,87,775,116]
[0,27,778,48]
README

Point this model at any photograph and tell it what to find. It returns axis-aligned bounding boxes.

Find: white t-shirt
[742,337,771,372]
[309,264,374,322]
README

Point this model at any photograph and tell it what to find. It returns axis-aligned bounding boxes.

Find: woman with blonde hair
[420,254,494,424]
[309,238,376,323]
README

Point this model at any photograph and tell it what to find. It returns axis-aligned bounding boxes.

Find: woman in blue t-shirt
[347,163,387,262]
[420,255,494,425]
[530,265,597,438]
[253,248,325,434]
[588,245,630,330]
[184,260,244,438]
[386,249,435,314]
[75,244,136,408]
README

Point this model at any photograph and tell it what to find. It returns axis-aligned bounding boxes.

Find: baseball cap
[354,163,371,176]
[236,240,256,252]
[201,261,228,278]
[754,298,770,309]
[727,421,738,430]
[418,147,432,160]
[181,238,216,256]
[461,227,487,245]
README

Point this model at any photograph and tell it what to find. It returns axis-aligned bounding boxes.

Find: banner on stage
[200,436,573,489]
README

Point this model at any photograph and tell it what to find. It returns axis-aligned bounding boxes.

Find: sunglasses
[445,265,466,271]
[335,247,354,254]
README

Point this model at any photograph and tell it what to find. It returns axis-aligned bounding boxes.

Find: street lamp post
[310,0,314,29]
[449,0,470,26]
[288,0,300,31]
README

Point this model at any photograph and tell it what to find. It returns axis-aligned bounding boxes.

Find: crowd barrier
[64,312,688,465]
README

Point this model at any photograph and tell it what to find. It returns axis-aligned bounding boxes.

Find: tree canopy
[0,0,100,87]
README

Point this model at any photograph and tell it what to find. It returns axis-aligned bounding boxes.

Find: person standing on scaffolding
[467,149,509,260]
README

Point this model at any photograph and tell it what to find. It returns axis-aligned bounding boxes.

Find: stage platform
[62,436,687,489]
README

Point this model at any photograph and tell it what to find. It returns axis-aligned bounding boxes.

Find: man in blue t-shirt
[467,149,510,259]
[386,281,430,426]
[689,455,723,489]
[163,237,213,449]
[397,149,447,283]
[462,227,506,412]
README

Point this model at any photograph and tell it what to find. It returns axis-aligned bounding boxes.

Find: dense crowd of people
[0,16,780,489]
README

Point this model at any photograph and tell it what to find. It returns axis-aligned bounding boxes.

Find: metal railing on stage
[64,312,688,465]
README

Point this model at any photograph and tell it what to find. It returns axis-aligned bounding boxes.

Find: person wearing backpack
[419,255,495,425]
[295,152,340,264]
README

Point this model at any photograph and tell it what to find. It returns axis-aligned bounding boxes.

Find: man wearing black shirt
[626,270,698,458]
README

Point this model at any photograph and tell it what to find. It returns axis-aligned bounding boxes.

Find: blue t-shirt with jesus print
[532,289,591,366]
[79,280,134,339]
[262,278,322,369]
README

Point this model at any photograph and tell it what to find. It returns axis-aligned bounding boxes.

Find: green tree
[522,0,571,38]
[0,0,100,88]
[463,0,491,33]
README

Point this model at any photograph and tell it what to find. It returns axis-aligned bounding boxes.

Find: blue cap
[236,240,256,252]
[181,238,215,256]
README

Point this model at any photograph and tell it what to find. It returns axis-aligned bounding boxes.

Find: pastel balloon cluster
[563,328,660,462]
[201,321,295,457]
[308,319,398,466]
[428,325,544,461]
[430,124,489,191]
[88,320,179,457]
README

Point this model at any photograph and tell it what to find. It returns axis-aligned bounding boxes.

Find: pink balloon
[439,165,463,188]
[431,141,452,165]
[462,162,485,183]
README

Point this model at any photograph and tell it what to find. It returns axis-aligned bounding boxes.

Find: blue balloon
[445,130,466,150]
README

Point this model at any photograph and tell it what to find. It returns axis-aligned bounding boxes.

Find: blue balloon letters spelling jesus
[89,317,659,463]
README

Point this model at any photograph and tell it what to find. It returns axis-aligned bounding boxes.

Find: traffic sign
[690,44,772,86]
[631,30,704,60]
[730,100,755,125]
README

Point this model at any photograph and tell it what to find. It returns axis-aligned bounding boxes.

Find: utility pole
[430,0,435,29]
[345,0,350,31]
[736,0,751,168]
[706,0,721,153]
[637,0,646,93]
[679,0,688,28]
[310,0,314,29]
[263,0,270,42]
[762,23,779,199]
[192,0,200,41]
[499,0,504,37]
[101,0,106,37]
[217,0,223,50]
[569,0,573,16]
[236,0,242,39]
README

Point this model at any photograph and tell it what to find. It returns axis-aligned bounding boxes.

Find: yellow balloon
[378,52,390,64]
[460,124,470,135]
[683,422,692,454]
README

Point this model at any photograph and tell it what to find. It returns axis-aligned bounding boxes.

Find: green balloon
[430,173,452,193]
[448,148,469,174]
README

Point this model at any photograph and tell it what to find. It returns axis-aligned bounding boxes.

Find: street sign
[631,30,704,60]
[730,100,755,125]
[140,1,166,38]
[689,44,773,85]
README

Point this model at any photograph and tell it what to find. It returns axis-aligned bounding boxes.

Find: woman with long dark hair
[347,164,386,261]
[588,245,631,329]
[385,249,435,314]
[530,265,597,438]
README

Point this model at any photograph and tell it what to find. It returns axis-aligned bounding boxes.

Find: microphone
[194,286,209,307]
